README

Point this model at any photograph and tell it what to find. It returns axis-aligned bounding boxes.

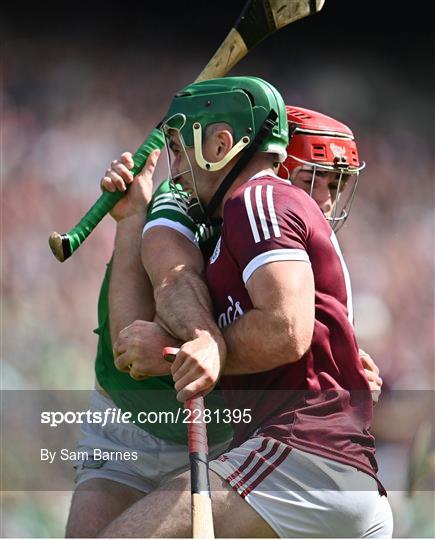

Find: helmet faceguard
[161,76,288,223]
[161,112,203,218]
[278,106,365,231]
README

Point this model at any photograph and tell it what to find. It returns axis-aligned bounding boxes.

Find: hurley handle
[49,128,165,262]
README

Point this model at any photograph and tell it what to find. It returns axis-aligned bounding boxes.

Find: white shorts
[209,436,393,538]
[74,390,230,494]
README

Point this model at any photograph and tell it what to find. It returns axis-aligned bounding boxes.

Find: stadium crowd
[2,16,433,537]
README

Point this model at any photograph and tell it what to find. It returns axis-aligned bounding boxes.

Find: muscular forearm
[109,214,155,344]
[141,227,226,388]
[154,266,226,354]
[222,308,310,375]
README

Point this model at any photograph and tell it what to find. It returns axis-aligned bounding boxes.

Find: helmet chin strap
[188,110,278,224]
[186,198,207,224]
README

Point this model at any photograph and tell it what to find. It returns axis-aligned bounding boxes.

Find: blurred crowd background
[1,1,433,537]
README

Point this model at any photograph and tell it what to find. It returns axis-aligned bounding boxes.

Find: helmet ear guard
[204,109,279,222]
[192,123,251,171]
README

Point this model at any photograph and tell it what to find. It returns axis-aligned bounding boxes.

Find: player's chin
[176,177,192,194]
[183,189,196,204]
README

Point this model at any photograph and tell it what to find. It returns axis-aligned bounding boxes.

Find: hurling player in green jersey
[66,152,231,537]
[94,178,226,444]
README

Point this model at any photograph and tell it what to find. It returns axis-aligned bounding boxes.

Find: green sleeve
[144,179,198,245]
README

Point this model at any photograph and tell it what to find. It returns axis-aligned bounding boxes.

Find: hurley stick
[163,346,214,538]
[49,0,325,262]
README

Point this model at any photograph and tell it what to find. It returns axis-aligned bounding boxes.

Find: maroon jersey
[206,172,384,492]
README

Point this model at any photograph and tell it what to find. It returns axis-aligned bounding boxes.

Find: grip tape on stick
[163,347,209,457]
[49,128,165,262]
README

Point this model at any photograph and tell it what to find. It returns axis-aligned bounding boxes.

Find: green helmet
[162,76,288,169]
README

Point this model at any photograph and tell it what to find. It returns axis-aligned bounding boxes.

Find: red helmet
[278,106,365,231]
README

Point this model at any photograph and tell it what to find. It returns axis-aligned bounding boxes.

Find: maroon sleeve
[222,178,316,283]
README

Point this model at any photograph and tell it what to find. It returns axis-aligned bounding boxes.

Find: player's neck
[217,156,276,214]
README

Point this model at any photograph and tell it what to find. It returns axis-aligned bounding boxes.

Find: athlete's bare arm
[110,224,179,378]
[142,227,227,395]
[102,150,177,378]
[171,259,314,401]
[143,227,209,339]
[102,150,158,343]
[109,214,154,344]
[224,259,314,373]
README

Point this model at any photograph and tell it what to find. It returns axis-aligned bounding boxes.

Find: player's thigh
[210,470,278,538]
[65,478,144,538]
[97,470,277,538]
[97,472,192,538]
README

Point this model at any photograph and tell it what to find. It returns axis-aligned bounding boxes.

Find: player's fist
[170,330,226,403]
[100,149,160,222]
[113,320,175,379]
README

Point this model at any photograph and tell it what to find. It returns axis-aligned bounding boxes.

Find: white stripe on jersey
[197,224,214,241]
[152,197,188,209]
[330,232,354,324]
[243,248,310,285]
[150,204,189,214]
[153,193,175,202]
[266,185,281,238]
[255,185,271,240]
[244,186,261,243]
[142,218,198,245]
[152,193,188,210]
[244,184,281,243]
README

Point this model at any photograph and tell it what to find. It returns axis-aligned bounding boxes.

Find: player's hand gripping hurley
[49,0,325,262]
[163,347,214,539]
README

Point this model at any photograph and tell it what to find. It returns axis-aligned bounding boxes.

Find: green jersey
[94,179,231,444]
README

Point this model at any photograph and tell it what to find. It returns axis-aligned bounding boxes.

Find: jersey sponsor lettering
[217,296,245,329]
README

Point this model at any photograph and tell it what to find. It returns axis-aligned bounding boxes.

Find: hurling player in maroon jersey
[99,77,392,538]
[279,106,382,400]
